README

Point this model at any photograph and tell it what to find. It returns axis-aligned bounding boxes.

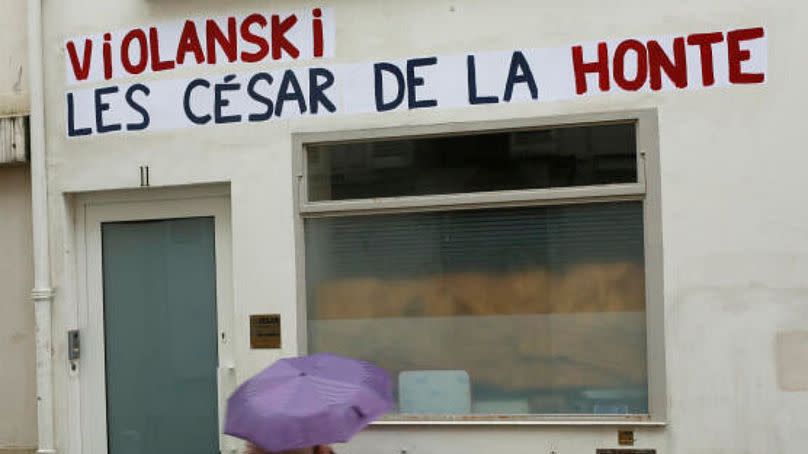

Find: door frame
[74,187,235,454]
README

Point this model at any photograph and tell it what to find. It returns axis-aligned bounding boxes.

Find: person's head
[245,443,334,454]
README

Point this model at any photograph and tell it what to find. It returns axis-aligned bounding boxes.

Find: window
[296,112,664,421]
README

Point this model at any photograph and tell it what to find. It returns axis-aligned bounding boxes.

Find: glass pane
[305,202,647,415]
[307,123,637,201]
[102,218,219,453]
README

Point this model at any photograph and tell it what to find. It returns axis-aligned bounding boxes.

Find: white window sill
[371,417,667,427]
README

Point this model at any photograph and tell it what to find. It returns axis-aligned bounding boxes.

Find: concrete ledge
[0,94,30,118]
[0,448,37,454]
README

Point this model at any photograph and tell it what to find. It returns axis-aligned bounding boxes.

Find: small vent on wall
[0,115,28,165]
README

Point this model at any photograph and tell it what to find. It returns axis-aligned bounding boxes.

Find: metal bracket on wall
[597,450,656,454]
[67,330,80,371]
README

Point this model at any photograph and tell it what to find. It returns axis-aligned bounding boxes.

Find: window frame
[292,109,665,425]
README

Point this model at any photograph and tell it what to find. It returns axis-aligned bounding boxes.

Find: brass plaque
[597,450,656,454]
[618,430,635,446]
[250,314,281,349]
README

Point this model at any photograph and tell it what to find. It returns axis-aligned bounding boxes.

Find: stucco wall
[0,0,28,117]
[41,1,808,453]
[0,166,36,453]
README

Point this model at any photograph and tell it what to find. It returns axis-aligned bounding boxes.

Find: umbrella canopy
[225,353,394,452]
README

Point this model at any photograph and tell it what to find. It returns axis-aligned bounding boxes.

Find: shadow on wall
[0,165,37,450]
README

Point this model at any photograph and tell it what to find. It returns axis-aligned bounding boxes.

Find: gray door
[102,217,219,454]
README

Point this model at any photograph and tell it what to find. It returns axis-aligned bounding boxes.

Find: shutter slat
[306,202,644,279]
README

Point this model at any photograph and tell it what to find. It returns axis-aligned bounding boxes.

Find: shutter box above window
[0,115,27,165]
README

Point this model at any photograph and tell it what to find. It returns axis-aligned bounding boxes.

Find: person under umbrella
[225,353,394,453]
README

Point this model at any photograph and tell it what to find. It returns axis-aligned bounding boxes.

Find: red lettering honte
[613,39,647,91]
[727,27,765,84]
[686,32,724,87]
[647,37,688,90]
[571,42,610,95]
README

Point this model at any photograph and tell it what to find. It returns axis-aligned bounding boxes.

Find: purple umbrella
[225,353,394,452]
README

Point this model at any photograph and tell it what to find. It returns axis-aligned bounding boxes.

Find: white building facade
[27,0,808,453]
[0,2,37,454]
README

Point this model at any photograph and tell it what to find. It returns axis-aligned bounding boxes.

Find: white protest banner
[65,26,767,138]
